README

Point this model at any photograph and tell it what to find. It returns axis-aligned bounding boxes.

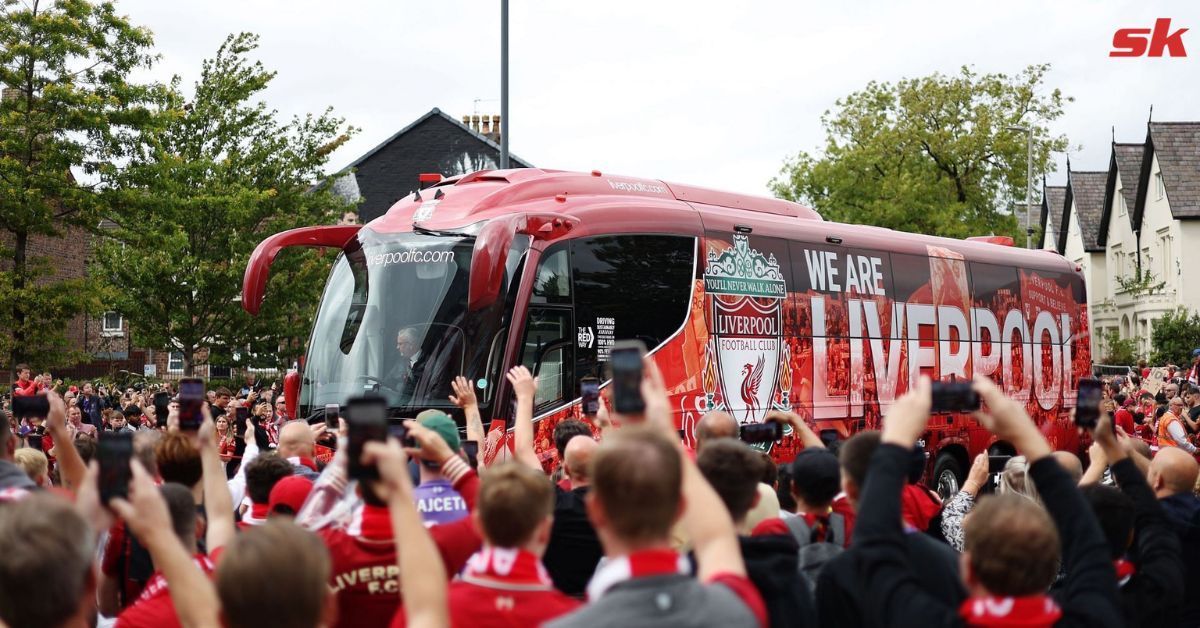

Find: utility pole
[500,0,509,169]
[1007,125,1034,248]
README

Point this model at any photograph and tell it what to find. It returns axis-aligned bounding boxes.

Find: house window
[1156,172,1165,200]
[102,312,123,336]
[168,352,184,372]
[1158,228,1172,282]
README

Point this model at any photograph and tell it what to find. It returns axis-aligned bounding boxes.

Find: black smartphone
[462,440,479,469]
[609,340,647,415]
[387,422,414,448]
[10,395,49,421]
[98,431,133,504]
[580,377,600,416]
[178,377,204,430]
[1075,378,1104,430]
[740,421,783,444]
[153,392,171,428]
[930,381,981,412]
[988,455,1012,474]
[346,396,388,481]
[324,404,340,430]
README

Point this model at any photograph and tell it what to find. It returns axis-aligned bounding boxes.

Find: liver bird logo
[740,355,766,422]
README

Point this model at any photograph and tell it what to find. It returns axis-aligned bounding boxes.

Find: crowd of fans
[1,354,1199,628]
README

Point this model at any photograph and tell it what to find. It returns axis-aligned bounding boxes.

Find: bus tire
[932,453,963,500]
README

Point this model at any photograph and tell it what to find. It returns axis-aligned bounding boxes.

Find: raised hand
[963,452,989,495]
[448,376,477,409]
[403,419,456,464]
[971,375,1051,461]
[506,366,537,402]
[882,377,932,447]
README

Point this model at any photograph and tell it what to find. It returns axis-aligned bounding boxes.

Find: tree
[1100,329,1139,367]
[95,33,356,376]
[1151,308,1200,367]
[770,64,1071,240]
[0,0,164,369]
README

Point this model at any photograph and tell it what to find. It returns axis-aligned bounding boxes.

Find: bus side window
[522,242,575,410]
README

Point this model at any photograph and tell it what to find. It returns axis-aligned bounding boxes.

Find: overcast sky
[116,0,1199,197]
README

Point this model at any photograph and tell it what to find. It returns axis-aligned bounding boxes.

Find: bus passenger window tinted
[521,308,573,407]
[533,245,571,304]
[573,235,695,380]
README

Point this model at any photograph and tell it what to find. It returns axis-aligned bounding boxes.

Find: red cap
[69,386,78,393]
[1142,368,1151,379]
[268,476,314,515]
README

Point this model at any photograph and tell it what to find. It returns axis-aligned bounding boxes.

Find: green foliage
[770,64,1071,240]
[1116,267,1167,298]
[1150,308,1200,367]
[0,0,166,368]
[1100,328,1139,367]
[94,33,357,375]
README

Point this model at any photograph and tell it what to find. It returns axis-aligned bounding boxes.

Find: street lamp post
[500,0,509,169]
[1007,125,1034,248]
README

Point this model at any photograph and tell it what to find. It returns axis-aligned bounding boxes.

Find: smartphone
[462,440,479,469]
[346,396,388,481]
[988,455,1012,474]
[98,432,134,504]
[153,392,171,428]
[609,340,647,415]
[580,377,600,416]
[1075,378,1104,430]
[178,378,205,430]
[10,395,50,421]
[388,422,414,448]
[324,404,340,430]
[740,421,784,444]
[930,381,981,413]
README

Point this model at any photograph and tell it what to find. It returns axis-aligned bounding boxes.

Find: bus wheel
[932,453,963,500]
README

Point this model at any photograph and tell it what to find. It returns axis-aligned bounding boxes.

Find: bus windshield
[301,228,519,415]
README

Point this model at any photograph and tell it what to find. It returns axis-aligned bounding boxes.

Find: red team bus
[242,168,1090,497]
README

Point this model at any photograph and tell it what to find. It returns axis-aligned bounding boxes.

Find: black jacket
[543,485,603,598]
[1159,491,1200,627]
[817,524,963,627]
[1109,458,1184,628]
[854,444,1122,628]
[740,532,816,628]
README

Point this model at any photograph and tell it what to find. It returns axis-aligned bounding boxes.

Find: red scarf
[461,547,554,590]
[292,456,318,472]
[586,548,689,600]
[959,595,1062,627]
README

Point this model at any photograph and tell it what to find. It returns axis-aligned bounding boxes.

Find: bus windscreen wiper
[412,224,472,238]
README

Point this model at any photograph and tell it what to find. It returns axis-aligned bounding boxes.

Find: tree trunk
[9,230,28,370]
[183,346,195,377]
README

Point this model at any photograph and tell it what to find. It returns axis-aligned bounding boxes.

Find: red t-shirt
[322,465,482,628]
[114,554,214,628]
[1114,408,1136,434]
[11,378,42,397]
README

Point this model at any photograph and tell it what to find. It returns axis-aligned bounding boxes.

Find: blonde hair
[14,448,48,485]
[997,456,1040,504]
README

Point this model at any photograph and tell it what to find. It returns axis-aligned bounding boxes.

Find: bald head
[1149,447,1200,498]
[696,411,738,449]
[563,435,599,487]
[277,421,315,460]
[1052,451,1083,484]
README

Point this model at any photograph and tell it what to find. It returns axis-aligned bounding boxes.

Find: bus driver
[387,327,423,402]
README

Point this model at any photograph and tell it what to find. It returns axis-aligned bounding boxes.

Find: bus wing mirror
[469,218,517,311]
[242,225,361,316]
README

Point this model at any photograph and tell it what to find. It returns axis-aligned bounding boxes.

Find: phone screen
[1075,378,1104,429]
[98,432,133,504]
[740,421,783,444]
[580,378,600,416]
[610,341,646,414]
[346,397,388,481]
[178,378,205,430]
[325,404,340,430]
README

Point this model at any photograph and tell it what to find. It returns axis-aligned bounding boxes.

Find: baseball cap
[790,448,841,502]
[415,409,461,452]
[1192,348,1200,358]
[268,475,314,515]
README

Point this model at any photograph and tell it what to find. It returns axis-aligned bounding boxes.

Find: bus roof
[366,168,1079,276]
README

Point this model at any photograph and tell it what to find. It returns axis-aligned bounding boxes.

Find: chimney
[471,115,482,133]
[481,117,491,135]
[492,115,501,142]
[461,114,471,128]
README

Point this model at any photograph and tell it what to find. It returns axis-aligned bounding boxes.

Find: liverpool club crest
[702,235,792,443]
